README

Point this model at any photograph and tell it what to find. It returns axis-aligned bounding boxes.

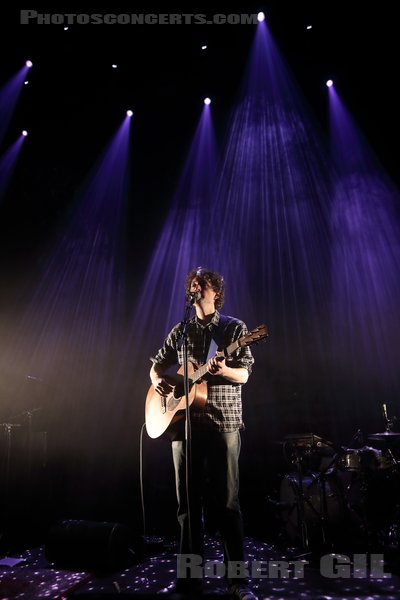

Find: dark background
[1,3,399,274]
[0,4,399,551]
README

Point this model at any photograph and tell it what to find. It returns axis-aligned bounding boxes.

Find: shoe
[228,584,258,600]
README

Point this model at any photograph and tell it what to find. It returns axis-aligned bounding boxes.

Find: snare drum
[339,447,380,472]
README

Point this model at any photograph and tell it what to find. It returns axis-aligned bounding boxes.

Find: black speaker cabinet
[45,519,135,572]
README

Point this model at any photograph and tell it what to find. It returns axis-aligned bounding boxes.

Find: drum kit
[277,404,400,551]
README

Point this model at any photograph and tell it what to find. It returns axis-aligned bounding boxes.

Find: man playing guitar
[149,267,258,600]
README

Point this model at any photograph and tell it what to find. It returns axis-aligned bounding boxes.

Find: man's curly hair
[185,267,225,310]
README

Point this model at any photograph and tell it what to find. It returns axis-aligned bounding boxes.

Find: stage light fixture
[326,80,333,88]
[26,60,33,68]
[201,45,207,50]
[257,12,265,22]
[126,110,133,117]
[22,130,28,136]
[204,97,211,105]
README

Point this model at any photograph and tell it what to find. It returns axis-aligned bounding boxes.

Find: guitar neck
[190,339,240,384]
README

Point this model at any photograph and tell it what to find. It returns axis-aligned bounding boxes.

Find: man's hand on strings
[207,356,226,377]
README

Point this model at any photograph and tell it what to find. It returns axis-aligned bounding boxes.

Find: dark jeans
[172,427,245,583]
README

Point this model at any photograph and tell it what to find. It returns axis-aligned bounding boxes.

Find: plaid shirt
[150,310,254,431]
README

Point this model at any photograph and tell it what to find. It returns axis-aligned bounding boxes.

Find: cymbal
[368,431,400,440]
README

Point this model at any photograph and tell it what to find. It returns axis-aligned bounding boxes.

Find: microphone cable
[139,421,166,559]
[139,422,147,542]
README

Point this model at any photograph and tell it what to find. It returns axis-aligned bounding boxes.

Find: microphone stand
[4,406,42,483]
[178,297,196,556]
[0,422,21,544]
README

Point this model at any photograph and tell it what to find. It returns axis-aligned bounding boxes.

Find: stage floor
[1,534,400,600]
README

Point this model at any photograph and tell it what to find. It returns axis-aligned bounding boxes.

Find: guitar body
[145,323,268,439]
[145,362,208,439]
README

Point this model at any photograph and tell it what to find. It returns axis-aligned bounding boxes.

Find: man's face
[190,277,218,306]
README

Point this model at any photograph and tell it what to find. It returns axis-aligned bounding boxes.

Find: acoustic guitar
[145,324,268,438]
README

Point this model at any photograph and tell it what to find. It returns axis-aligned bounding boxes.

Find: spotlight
[204,97,211,105]
[26,60,33,68]
[326,79,333,88]
[306,25,312,30]
[201,45,207,50]
[24,81,29,85]
[112,64,118,69]
[257,12,265,22]
[126,110,133,117]
[64,26,69,31]
[22,130,28,136]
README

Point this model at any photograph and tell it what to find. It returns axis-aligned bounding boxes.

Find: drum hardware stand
[382,402,397,431]
[303,454,336,549]
[362,404,400,550]
[381,403,399,470]
[286,445,325,551]
[293,447,309,550]
[280,436,333,551]
[305,429,363,549]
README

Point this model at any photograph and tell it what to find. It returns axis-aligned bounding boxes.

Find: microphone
[188,291,201,305]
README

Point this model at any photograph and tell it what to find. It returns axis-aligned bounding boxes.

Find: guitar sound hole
[166,381,191,411]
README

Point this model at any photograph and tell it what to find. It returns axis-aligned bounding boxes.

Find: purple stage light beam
[203,12,350,440]
[0,62,31,146]
[214,16,333,357]
[329,85,400,392]
[123,102,218,373]
[4,113,132,426]
[0,135,26,201]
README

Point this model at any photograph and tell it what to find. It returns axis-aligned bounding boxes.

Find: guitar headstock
[239,324,269,347]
